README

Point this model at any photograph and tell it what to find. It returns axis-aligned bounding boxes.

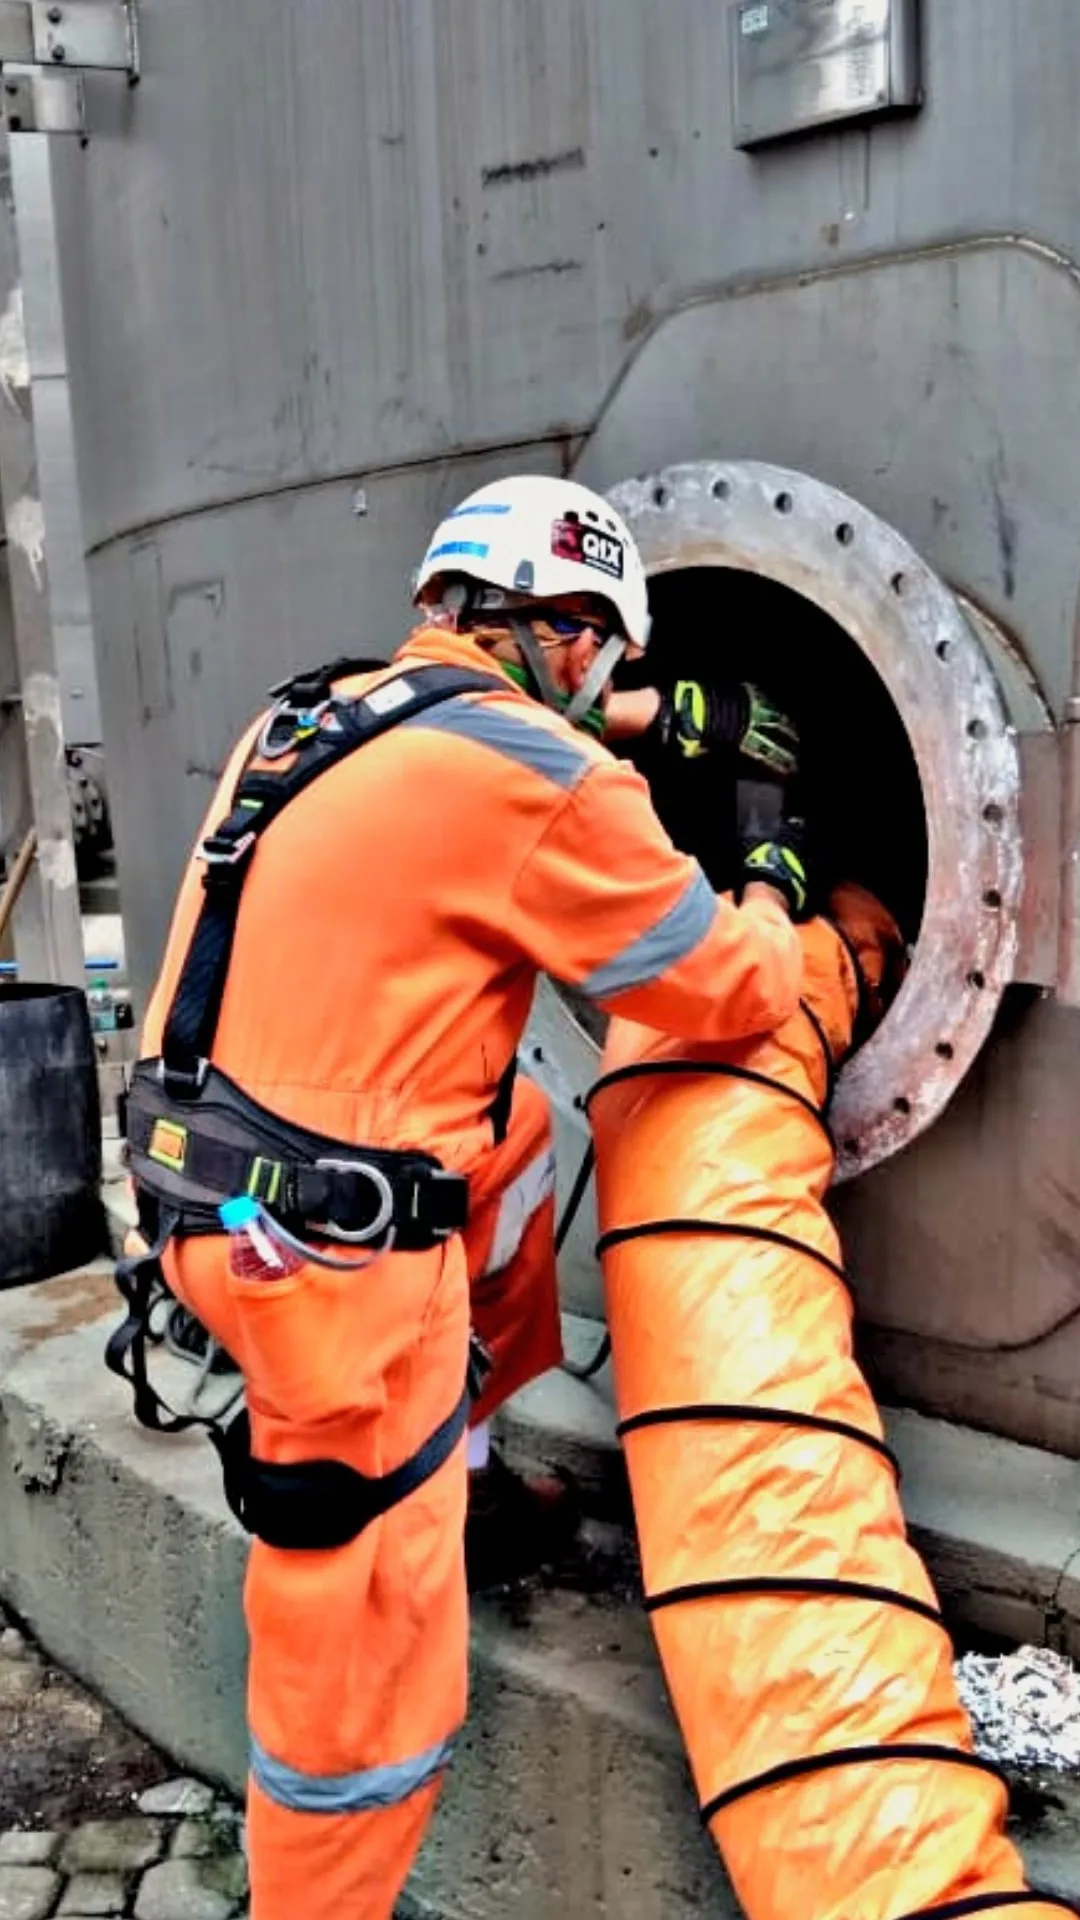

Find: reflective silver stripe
[484,1147,557,1275]
[580,865,717,1000]
[250,1730,457,1814]
[401,697,590,792]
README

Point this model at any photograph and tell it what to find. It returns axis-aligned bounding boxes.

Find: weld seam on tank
[615,1403,900,1478]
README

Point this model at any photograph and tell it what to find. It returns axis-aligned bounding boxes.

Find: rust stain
[622,300,653,343]
[17,1268,117,1348]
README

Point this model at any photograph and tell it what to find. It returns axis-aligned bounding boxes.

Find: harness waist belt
[126,1058,468,1252]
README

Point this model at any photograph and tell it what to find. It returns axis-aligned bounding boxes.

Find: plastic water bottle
[87,976,117,1034]
[219,1195,304,1280]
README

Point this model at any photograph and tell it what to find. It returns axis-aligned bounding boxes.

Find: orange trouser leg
[166,1228,470,1920]
[463,1073,563,1424]
[247,1773,442,1919]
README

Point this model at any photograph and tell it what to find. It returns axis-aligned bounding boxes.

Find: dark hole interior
[614,567,928,944]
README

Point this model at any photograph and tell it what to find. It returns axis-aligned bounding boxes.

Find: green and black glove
[741,820,810,920]
[654,680,799,780]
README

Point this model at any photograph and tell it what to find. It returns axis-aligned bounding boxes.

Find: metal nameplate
[731,0,921,149]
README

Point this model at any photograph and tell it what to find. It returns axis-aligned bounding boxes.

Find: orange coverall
[140,622,802,1919]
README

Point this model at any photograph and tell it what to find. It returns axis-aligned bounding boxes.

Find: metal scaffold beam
[0,126,81,983]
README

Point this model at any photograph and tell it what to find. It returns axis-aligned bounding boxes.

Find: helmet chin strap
[508,616,626,728]
[508,616,563,710]
[564,635,626,723]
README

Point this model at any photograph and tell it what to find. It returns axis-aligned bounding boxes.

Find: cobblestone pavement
[0,1608,248,1920]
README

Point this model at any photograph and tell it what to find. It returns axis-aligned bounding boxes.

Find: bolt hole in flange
[536,460,1024,1186]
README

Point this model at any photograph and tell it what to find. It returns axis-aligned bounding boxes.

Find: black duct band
[616,1402,899,1477]
[699,1741,1007,1826]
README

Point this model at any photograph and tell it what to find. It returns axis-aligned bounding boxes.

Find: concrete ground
[1,1265,1079,1917]
[0,1607,247,1920]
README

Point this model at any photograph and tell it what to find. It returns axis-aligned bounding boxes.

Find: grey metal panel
[48,1,1080,555]
[51,0,601,549]
[838,994,1080,1457]
[577,243,1080,719]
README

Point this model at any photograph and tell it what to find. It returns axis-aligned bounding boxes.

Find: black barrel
[0,984,106,1287]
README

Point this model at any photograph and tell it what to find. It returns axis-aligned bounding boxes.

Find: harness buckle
[156,1056,209,1097]
[424,1169,470,1238]
[199,829,257,868]
[311,1157,396,1244]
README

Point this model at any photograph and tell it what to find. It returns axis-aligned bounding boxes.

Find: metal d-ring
[257,696,332,760]
[312,1157,396,1244]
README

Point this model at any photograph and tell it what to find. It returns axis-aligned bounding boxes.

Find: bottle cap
[219,1195,260,1230]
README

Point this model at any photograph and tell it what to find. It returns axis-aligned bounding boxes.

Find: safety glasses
[531,607,624,645]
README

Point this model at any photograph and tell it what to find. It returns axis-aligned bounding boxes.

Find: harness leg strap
[226,1387,472,1549]
[106,1209,196,1434]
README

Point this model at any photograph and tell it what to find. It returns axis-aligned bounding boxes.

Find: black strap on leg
[224,1386,471,1549]
[109,1210,471,1548]
[105,1208,197,1435]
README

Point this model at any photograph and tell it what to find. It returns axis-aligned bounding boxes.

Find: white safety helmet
[414,475,650,724]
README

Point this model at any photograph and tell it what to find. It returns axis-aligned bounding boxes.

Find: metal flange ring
[536,460,1022,1183]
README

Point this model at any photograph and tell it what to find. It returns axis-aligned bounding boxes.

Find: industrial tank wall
[45,0,1080,1449]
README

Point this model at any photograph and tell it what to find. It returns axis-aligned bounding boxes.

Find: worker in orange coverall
[116,471,809,1919]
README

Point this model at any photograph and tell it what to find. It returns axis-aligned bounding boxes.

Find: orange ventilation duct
[590,886,1072,1920]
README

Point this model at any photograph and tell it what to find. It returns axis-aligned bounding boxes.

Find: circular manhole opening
[544,460,1021,1180]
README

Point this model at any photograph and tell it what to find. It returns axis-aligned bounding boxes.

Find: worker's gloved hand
[741,819,810,920]
[655,680,799,779]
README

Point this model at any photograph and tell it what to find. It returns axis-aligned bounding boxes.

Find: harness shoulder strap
[161,663,503,1094]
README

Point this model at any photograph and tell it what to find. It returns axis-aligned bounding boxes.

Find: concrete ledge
[502,1315,1080,1654]
[0,1266,250,1789]
[1,1276,1079,1917]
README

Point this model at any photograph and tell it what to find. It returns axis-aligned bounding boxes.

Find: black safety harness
[110,657,510,1548]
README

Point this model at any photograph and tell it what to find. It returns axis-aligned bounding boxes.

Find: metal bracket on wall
[0,1,137,137]
[2,68,83,135]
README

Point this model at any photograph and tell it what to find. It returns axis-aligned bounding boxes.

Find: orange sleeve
[510,757,803,1041]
